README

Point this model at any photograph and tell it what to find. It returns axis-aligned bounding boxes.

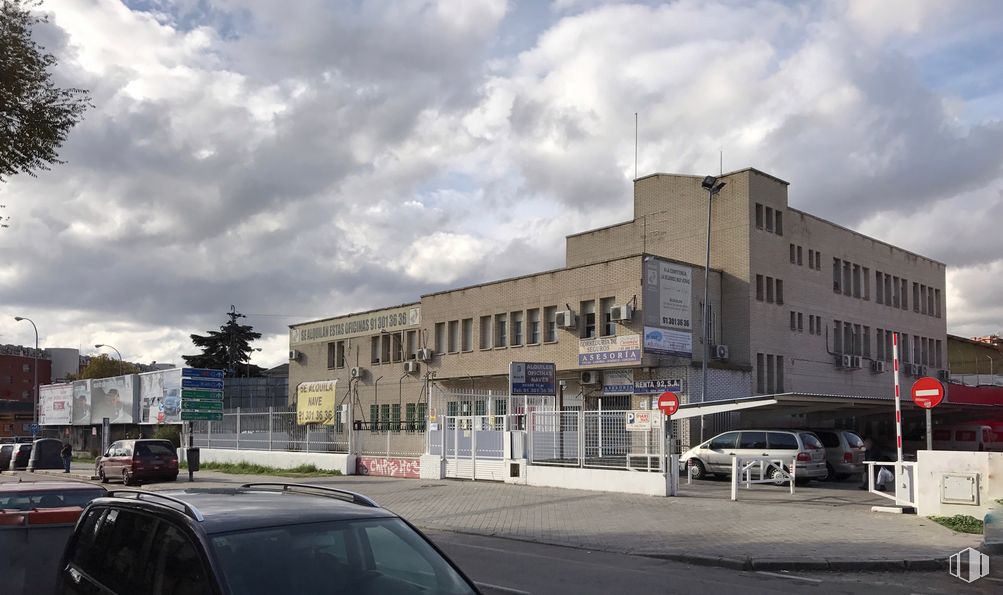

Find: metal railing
[190,407,349,453]
[865,460,917,507]
[730,456,796,500]
[527,410,665,472]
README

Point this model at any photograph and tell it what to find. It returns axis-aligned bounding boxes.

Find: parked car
[807,429,865,481]
[56,483,480,594]
[1,481,107,595]
[682,429,828,482]
[95,439,179,485]
[8,443,33,471]
[27,438,64,471]
[0,444,13,472]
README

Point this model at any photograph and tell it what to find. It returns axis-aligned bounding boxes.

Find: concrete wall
[525,465,668,496]
[915,450,1003,518]
[193,448,356,475]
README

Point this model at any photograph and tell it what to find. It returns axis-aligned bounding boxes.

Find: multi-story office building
[289,168,948,463]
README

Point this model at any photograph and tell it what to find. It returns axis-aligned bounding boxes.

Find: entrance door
[442,415,506,481]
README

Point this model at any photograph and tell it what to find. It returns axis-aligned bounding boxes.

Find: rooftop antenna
[634,112,638,180]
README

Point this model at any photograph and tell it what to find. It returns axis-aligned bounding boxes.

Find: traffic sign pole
[892,333,902,464]
[926,409,932,451]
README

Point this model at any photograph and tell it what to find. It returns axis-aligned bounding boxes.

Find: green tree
[79,353,139,379]
[1,0,92,182]
[182,306,262,377]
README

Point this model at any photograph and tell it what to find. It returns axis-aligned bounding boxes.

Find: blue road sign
[181,378,224,390]
[182,368,225,379]
[28,423,40,435]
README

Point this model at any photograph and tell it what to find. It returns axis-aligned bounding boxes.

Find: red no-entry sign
[657,392,679,416]
[911,377,945,409]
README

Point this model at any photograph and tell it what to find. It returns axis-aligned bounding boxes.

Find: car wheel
[823,462,835,482]
[770,466,790,486]
[98,466,108,483]
[688,459,707,480]
[123,469,134,486]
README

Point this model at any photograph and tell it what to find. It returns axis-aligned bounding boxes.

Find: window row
[357,330,421,366]
[471,307,556,351]
[912,282,942,318]
[364,402,428,433]
[833,320,872,358]
[755,203,783,235]
[832,257,870,300]
[834,324,945,368]
[755,352,785,394]
[789,311,824,336]
[755,275,784,304]
[875,270,908,310]
[789,244,823,270]
[895,334,943,368]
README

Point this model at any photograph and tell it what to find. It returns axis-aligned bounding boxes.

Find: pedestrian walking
[60,442,73,473]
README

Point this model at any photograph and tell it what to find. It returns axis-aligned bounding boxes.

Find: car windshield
[210,517,476,595]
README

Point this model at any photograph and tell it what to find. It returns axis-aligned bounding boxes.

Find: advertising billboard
[71,380,91,426]
[643,259,693,357]
[39,384,74,425]
[297,380,338,425]
[578,334,641,366]
[90,375,137,424]
[509,362,557,396]
[139,369,183,424]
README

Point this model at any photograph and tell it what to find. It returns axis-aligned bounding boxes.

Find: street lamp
[987,355,995,379]
[94,344,124,376]
[699,176,727,443]
[14,316,39,429]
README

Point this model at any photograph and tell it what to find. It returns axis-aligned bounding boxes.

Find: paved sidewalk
[123,470,981,570]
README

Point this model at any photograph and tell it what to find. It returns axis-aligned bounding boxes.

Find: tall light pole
[14,317,39,430]
[699,176,726,444]
[95,344,124,376]
[987,355,995,379]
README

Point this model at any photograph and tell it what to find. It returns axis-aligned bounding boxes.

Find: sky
[1,0,1002,370]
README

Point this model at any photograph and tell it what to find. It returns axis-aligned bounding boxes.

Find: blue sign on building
[509,362,557,396]
[633,378,683,394]
[182,368,225,379]
[181,378,225,390]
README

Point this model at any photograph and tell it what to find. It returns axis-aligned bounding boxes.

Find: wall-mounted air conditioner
[556,310,576,328]
[610,304,633,321]
[871,360,886,373]
[289,349,302,361]
[404,361,419,374]
[714,344,730,361]
[580,371,598,385]
[416,348,433,362]
[840,354,852,368]
[350,366,365,379]
[850,355,862,369]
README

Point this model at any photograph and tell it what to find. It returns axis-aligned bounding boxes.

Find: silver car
[682,429,827,482]
[808,429,865,481]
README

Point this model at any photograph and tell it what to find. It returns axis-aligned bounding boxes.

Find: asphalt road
[426,530,1002,595]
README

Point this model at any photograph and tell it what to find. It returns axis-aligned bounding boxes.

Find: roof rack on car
[239,483,379,508]
[105,489,205,522]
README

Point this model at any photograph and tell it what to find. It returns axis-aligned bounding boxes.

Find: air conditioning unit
[288,349,302,361]
[870,360,886,373]
[580,371,598,385]
[415,348,433,362]
[555,310,576,328]
[840,354,852,368]
[404,361,419,374]
[714,344,730,361]
[350,366,365,379]
[906,363,919,376]
[851,355,862,369]
[610,304,633,321]
[938,369,951,382]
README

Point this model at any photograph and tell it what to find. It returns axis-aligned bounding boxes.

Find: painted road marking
[755,571,822,584]
[475,582,532,594]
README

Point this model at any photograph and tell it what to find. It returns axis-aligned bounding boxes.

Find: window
[863,326,871,358]
[852,264,861,298]
[936,339,942,367]
[808,248,814,268]
[814,250,821,270]
[326,342,338,369]
[862,267,870,300]
[853,324,861,356]
[765,206,774,232]
[922,337,929,366]
[435,322,446,354]
[776,355,784,392]
[757,353,765,393]
[885,330,893,363]
[884,275,892,308]
[528,309,541,344]
[756,274,764,301]
[775,211,783,236]
[834,321,843,353]
[766,354,775,392]
[919,284,927,314]
[776,279,784,304]
[381,404,391,432]
[479,316,491,350]
[892,275,900,308]
[406,330,417,359]
[391,332,403,362]
[544,306,557,342]
[391,404,401,433]
[797,245,803,266]
[809,315,815,335]
[901,334,910,363]
[766,277,775,303]
[447,320,459,353]
[755,203,764,229]
[876,328,885,361]
[876,271,883,304]
[913,282,920,312]
[461,319,473,352]
[581,300,596,338]
[928,287,935,316]
[833,258,841,292]
[494,314,507,347]
[768,432,798,450]
[416,403,427,432]
[843,323,852,357]
[511,311,524,346]
[790,311,797,331]
[740,431,768,449]
[371,336,380,364]
[405,403,417,433]
[843,261,851,298]
[380,334,391,363]
[935,289,941,317]
[913,335,921,364]
[790,243,796,264]
[900,278,908,310]
[710,432,740,450]
[600,297,615,336]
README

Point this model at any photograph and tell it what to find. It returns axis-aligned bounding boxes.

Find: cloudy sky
[2,0,1001,370]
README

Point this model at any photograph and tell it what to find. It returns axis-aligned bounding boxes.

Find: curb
[19,469,98,481]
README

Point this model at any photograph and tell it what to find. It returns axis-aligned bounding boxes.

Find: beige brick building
[288,167,947,456]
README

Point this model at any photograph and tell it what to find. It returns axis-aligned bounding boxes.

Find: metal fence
[528,410,664,472]
[190,407,349,453]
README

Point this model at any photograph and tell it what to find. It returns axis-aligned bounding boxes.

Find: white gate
[438,415,506,481]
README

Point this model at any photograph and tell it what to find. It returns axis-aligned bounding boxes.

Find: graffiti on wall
[357,456,421,478]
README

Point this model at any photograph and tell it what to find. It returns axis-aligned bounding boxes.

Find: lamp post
[94,344,124,376]
[988,355,995,380]
[14,317,39,430]
[699,176,727,444]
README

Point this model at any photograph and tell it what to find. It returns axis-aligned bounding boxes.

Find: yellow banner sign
[297,380,338,425]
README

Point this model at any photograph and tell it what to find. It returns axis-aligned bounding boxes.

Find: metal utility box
[941,473,979,505]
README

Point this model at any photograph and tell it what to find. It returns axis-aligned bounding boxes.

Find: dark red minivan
[96,439,178,485]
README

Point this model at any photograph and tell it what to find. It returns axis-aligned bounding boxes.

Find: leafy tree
[79,353,139,379]
[183,306,262,377]
[1,0,92,182]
